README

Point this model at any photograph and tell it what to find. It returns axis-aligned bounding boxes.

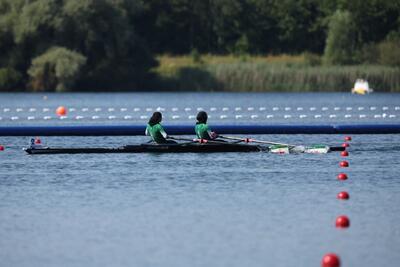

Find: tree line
[0,0,399,91]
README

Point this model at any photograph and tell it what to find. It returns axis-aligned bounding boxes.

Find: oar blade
[269,144,295,154]
[304,144,330,154]
[269,144,330,154]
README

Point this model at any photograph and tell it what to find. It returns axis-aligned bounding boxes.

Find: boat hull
[24,143,264,154]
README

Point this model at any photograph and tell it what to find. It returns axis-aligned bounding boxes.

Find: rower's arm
[160,128,168,138]
[206,129,213,139]
[145,127,149,136]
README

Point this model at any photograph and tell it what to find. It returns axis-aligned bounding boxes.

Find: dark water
[1,93,400,267]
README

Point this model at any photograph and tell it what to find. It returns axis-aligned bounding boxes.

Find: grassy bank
[152,55,400,92]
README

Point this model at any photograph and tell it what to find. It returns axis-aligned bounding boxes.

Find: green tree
[378,39,400,67]
[0,0,156,91]
[323,10,356,65]
[340,0,400,46]
[0,67,22,91]
[28,47,86,91]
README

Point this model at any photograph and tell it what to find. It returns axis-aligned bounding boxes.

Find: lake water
[1,92,400,267]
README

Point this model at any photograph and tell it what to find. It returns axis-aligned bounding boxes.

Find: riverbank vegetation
[152,55,400,92]
[0,0,399,92]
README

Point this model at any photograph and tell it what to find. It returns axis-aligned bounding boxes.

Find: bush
[190,48,203,65]
[0,68,22,91]
[28,47,86,92]
[378,39,400,67]
[354,43,379,64]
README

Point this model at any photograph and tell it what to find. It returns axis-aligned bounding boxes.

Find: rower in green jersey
[145,112,176,144]
[195,111,218,140]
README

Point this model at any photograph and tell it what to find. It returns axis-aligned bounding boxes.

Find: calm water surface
[1,93,400,267]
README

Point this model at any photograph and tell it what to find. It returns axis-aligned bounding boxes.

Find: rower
[145,112,176,144]
[195,111,218,140]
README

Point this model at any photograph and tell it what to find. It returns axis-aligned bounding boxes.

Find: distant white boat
[351,79,373,95]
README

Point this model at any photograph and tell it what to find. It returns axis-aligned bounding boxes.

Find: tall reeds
[153,55,400,92]
[207,63,400,92]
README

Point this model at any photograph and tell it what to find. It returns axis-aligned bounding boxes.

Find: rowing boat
[24,142,344,155]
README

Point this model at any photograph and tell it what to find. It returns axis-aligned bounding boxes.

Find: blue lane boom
[0,124,400,136]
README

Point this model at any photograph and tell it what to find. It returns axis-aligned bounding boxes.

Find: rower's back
[146,112,168,143]
[195,111,213,140]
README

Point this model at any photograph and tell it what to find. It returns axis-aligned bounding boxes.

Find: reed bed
[153,55,400,92]
[207,63,400,92]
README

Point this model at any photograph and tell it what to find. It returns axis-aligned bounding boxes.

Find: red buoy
[341,151,349,157]
[344,136,352,141]
[339,161,349,167]
[322,253,340,267]
[337,191,350,200]
[0,145,4,151]
[337,173,348,180]
[56,106,67,116]
[336,215,350,228]
[342,143,350,148]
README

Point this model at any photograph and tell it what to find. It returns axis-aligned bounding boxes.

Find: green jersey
[146,123,167,143]
[195,123,211,139]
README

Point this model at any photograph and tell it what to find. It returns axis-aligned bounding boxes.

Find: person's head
[196,111,208,124]
[149,112,162,126]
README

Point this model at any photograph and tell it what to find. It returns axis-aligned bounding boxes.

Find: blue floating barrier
[0,124,399,136]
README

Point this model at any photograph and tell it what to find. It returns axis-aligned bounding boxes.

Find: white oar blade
[289,146,306,153]
[269,145,291,154]
[269,144,330,154]
[304,145,330,154]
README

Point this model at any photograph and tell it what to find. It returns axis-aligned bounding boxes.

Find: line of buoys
[322,136,352,266]
[3,105,400,115]
[0,113,398,122]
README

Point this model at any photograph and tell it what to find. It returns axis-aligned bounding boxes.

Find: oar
[167,136,198,142]
[218,135,296,147]
[168,136,240,145]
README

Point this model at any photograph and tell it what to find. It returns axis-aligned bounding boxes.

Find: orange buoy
[339,161,349,167]
[336,215,350,228]
[337,191,350,200]
[337,173,348,180]
[342,143,350,148]
[322,253,340,267]
[341,151,349,157]
[344,136,352,141]
[0,145,4,151]
[56,106,67,116]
